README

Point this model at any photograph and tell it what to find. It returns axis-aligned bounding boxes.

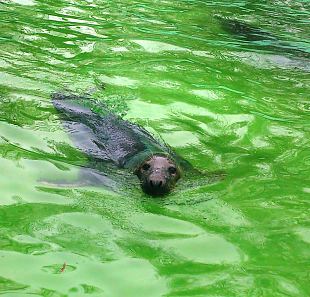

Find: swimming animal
[52,93,193,196]
[218,17,310,59]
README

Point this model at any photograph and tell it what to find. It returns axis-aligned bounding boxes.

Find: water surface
[0,0,309,296]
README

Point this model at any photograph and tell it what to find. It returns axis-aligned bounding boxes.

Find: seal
[218,17,310,59]
[52,92,190,196]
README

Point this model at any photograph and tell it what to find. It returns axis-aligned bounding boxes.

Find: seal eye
[168,166,177,174]
[142,163,151,171]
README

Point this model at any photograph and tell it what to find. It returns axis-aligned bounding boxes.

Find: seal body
[218,17,310,59]
[52,93,189,196]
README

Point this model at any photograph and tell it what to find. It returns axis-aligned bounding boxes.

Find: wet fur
[52,93,192,196]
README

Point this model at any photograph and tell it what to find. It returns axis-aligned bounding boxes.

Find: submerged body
[52,93,190,196]
[219,17,310,59]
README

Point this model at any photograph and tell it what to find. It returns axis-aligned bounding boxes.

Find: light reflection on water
[0,0,309,296]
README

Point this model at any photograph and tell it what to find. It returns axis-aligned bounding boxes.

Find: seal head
[135,155,181,196]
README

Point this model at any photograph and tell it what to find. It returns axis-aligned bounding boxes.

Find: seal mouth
[141,184,171,196]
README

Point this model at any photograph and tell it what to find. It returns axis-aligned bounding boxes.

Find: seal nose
[149,179,163,188]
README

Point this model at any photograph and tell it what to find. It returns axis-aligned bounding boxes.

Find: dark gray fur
[52,93,193,195]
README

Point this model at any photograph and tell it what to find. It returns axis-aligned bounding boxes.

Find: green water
[0,0,309,296]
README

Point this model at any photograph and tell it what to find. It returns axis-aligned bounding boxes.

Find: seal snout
[145,174,168,196]
[149,174,165,190]
[150,179,163,188]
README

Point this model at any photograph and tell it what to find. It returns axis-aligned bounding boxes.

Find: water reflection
[0,0,309,296]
